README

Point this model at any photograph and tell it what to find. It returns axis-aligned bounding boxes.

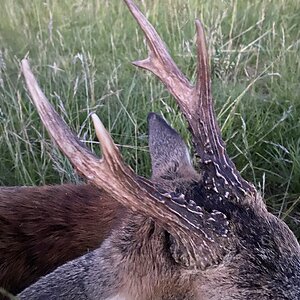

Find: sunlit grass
[0,0,299,236]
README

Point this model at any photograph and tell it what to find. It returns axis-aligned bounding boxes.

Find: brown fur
[0,184,121,295]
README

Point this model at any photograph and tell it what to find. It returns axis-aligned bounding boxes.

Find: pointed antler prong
[124,0,193,103]
[21,59,96,167]
[91,113,122,164]
[132,58,152,70]
[195,19,210,99]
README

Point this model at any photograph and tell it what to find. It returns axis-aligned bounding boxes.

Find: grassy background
[0,0,299,237]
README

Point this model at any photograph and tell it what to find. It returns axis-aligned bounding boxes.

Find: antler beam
[124,0,256,202]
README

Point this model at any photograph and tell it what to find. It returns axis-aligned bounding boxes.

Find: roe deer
[18,0,300,299]
[0,113,196,296]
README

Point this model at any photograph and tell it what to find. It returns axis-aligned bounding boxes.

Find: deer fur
[0,184,121,296]
[16,0,300,298]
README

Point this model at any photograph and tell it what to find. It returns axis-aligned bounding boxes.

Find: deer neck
[99,213,194,300]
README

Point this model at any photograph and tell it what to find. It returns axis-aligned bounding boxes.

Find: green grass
[0,0,299,237]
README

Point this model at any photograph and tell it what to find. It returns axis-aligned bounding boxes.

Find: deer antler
[124,0,257,204]
[21,59,229,269]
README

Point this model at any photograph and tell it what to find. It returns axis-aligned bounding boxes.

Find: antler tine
[22,58,230,267]
[124,0,256,201]
[21,59,149,214]
[123,0,193,107]
[91,113,124,170]
[193,21,255,198]
[195,20,210,103]
[22,60,123,174]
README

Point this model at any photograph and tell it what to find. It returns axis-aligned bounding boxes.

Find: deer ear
[148,113,197,181]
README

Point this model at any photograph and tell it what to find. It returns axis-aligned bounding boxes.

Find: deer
[0,113,196,296]
[17,0,300,299]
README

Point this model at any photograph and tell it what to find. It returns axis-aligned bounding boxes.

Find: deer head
[18,0,300,299]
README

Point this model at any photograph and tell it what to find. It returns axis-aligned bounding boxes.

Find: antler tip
[91,113,106,141]
[195,19,205,36]
[21,59,30,74]
[91,113,117,158]
[132,58,152,70]
[21,58,28,65]
[195,19,202,27]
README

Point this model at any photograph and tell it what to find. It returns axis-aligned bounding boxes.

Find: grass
[0,0,299,237]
